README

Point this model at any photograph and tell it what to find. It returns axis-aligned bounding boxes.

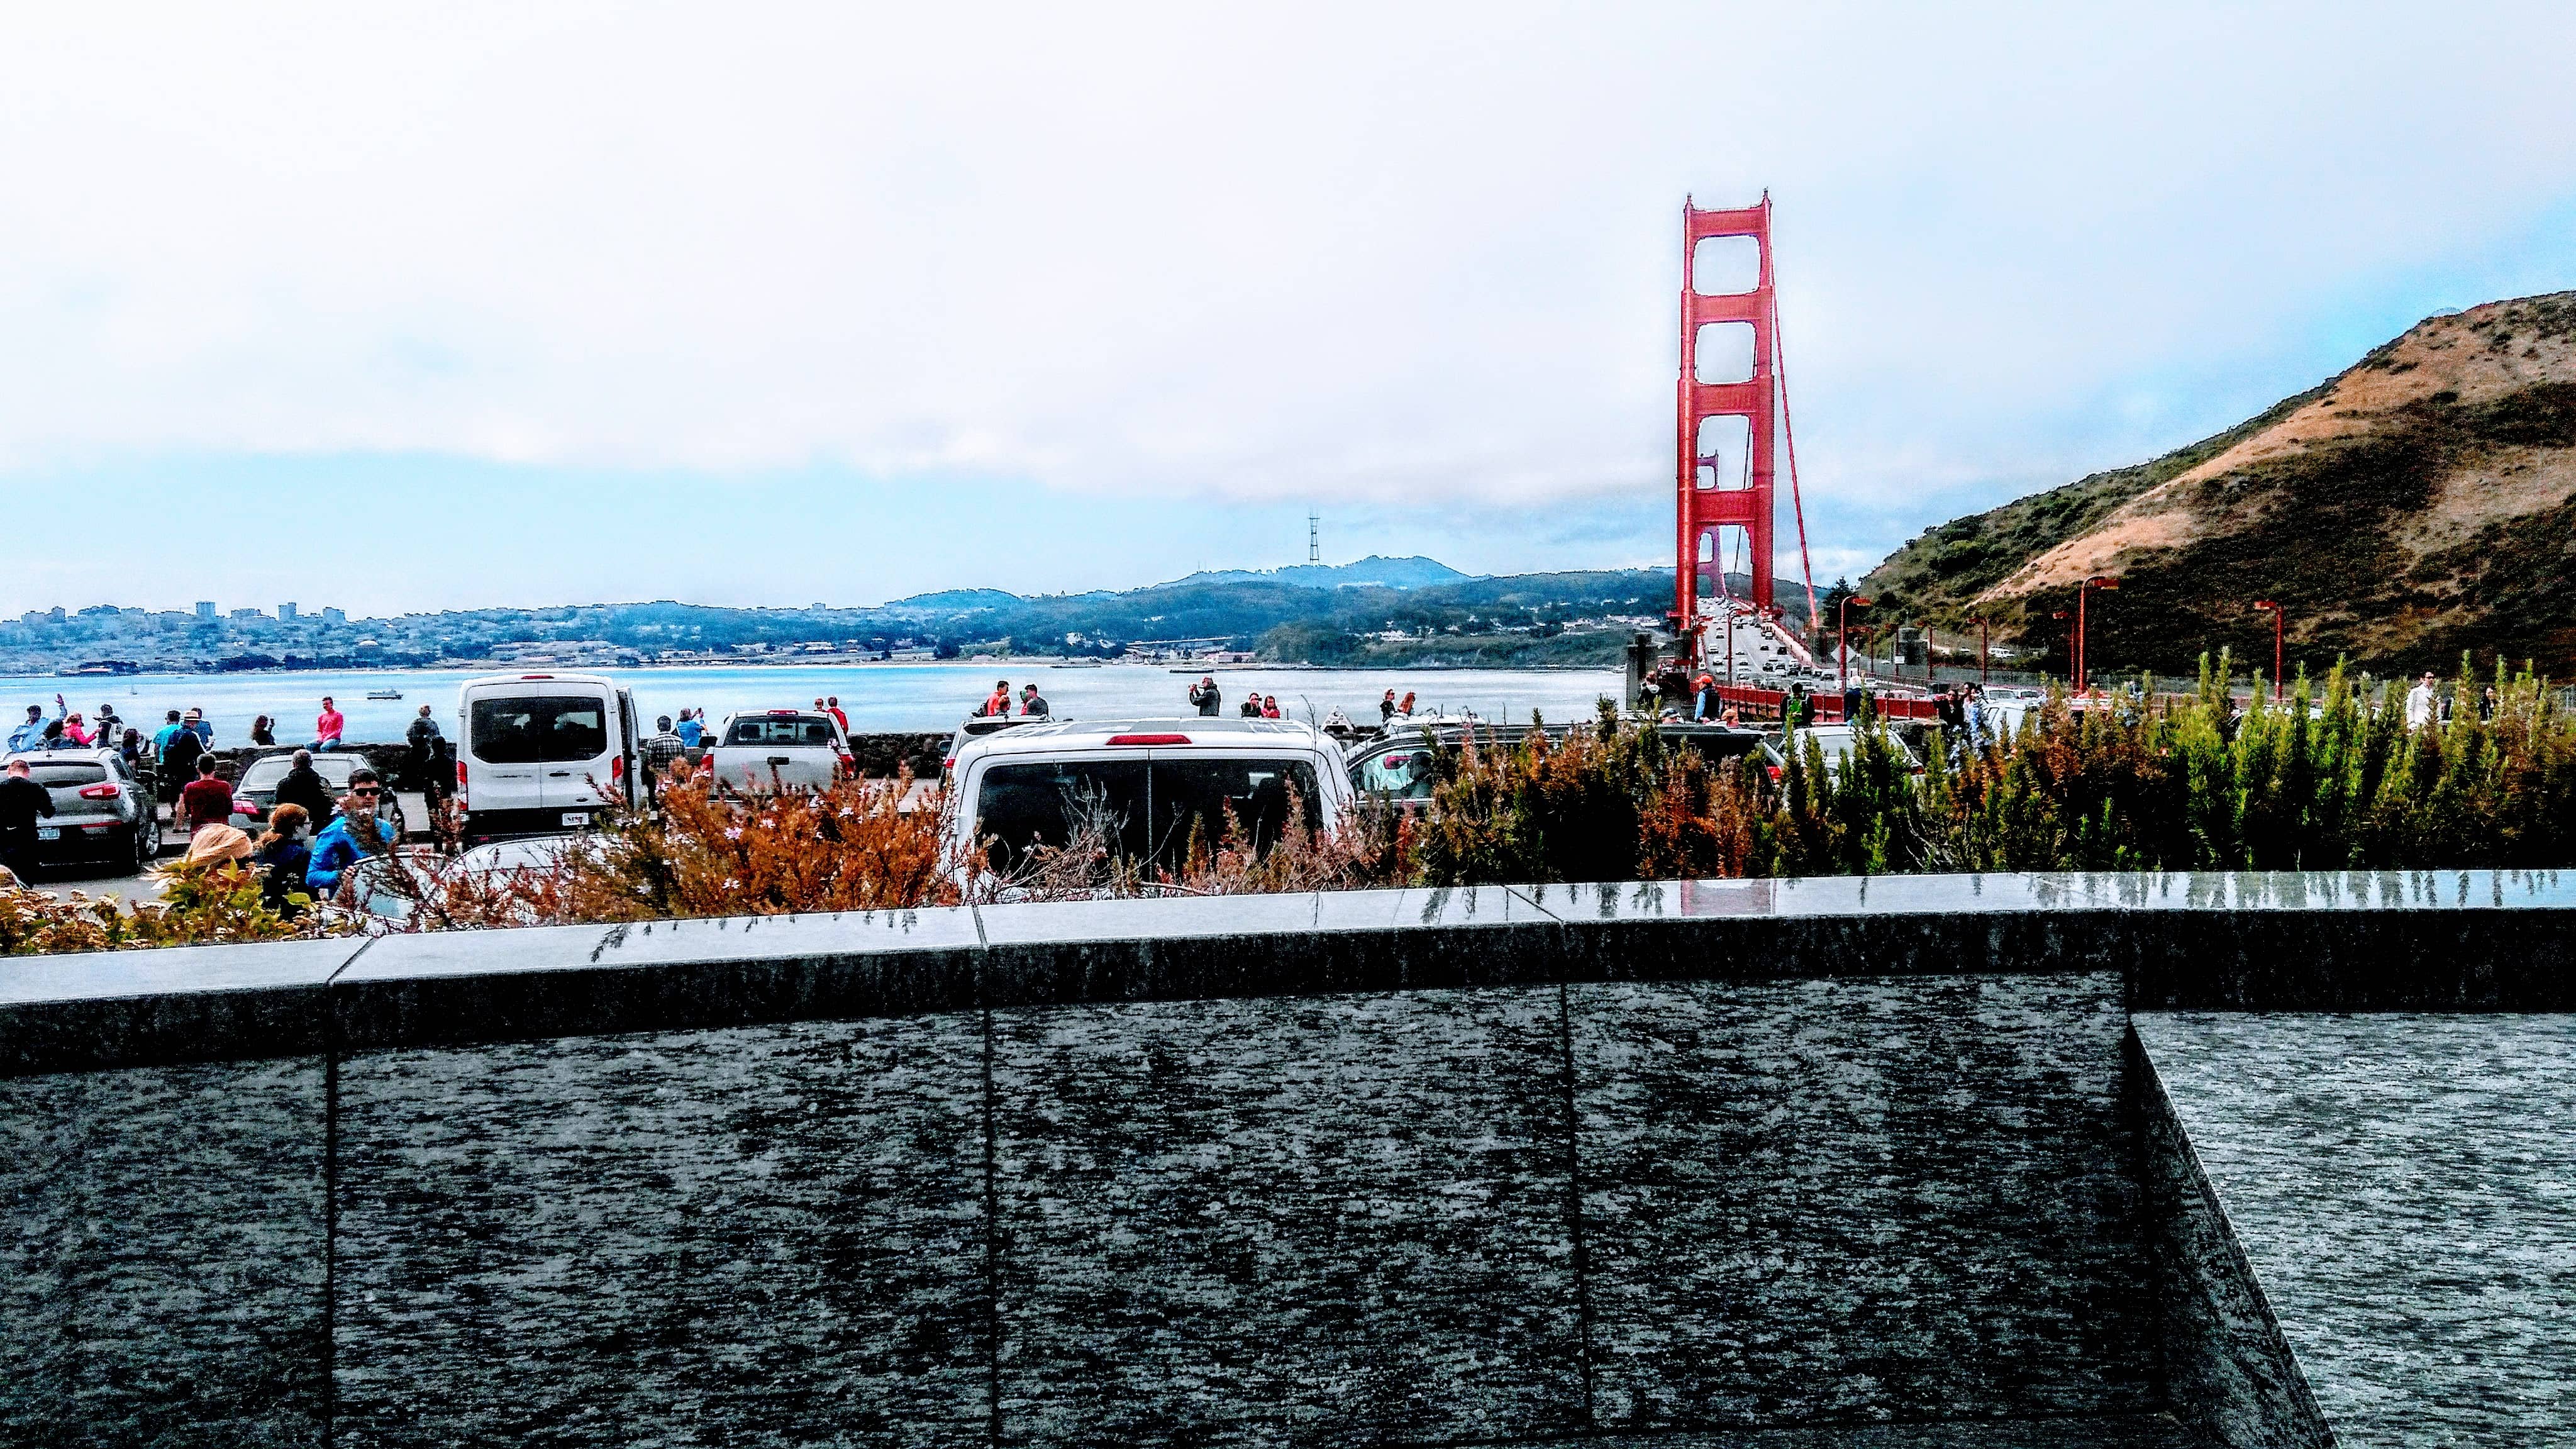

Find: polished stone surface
[334,910,984,1050]
[1574,972,2152,1431]
[1569,1416,2209,1446]
[331,1017,989,1448]
[976,885,1567,1009]
[986,987,1584,1446]
[0,1055,326,1446]
[2138,1013,2576,1447]
[0,936,365,1075]
[2128,1031,2332,1449]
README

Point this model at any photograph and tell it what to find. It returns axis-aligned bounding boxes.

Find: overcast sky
[5,3,2573,616]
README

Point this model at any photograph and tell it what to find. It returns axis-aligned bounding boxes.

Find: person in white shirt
[2404,671,2440,730]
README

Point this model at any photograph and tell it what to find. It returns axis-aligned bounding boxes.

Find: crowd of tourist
[0,691,426,899]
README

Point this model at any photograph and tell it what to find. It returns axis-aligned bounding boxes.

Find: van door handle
[547,770,574,777]
[766,756,791,765]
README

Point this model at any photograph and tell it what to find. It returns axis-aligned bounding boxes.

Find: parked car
[333,836,578,926]
[454,673,642,844]
[0,748,160,872]
[943,715,1038,779]
[948,717,1355,878]
[1754,724,1923,782]
[706,709,852,793]
[227,750,409,842]
[1348,721,1764,809]
[323,846,451,926]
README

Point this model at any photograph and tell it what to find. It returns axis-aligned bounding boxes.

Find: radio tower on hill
[1674,193,1821,660]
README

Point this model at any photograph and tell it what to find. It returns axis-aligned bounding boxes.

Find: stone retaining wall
[6,871,2573,1446]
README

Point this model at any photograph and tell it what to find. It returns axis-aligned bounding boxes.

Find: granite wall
[6,871,2574,1446]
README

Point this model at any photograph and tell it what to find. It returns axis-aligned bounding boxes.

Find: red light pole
[1838,594,1872,689]
[2252,600,2284,703]
[2075,575,2119,694]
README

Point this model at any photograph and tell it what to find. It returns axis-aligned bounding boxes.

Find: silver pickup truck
[705,709,852,793]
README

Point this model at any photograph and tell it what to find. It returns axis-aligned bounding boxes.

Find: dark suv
[1,748,163,873]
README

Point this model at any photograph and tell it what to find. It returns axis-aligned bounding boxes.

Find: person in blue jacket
[306,774,395,897]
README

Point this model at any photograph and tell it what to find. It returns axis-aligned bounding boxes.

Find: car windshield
[1354,747,1435,800]
[471,696,608,763]
[238,754,365,789]
[724,716,839,748]
[26,763,108,787]
[238,757,295,789]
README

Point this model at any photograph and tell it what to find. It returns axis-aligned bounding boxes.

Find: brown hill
[1863,291,2576,679]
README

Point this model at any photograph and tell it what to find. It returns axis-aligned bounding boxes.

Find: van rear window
[974,757,1318,874]
[470,697,608,764]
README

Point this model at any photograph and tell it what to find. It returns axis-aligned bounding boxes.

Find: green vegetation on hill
[1863,380,2329,619]
[1862,291,2576,679]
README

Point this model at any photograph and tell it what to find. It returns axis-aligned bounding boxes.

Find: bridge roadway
[6,870,2574,1446]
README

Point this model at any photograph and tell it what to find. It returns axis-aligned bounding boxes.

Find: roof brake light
[1106,733,1191,747]
[519,674,553,680]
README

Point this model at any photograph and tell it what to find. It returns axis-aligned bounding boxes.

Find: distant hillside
[878,587,1023,613]
[1160,555,1470,591]
[1863,291,2576,677]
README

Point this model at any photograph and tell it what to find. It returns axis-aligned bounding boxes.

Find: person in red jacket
[313,697,346,751]
[179,755,236,834]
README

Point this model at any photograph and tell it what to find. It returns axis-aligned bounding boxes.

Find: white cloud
[1,2,2573,593]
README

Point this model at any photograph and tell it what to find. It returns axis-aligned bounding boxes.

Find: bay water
[2,662,1624,746]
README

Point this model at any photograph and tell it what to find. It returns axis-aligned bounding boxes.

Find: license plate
[561,812,589,827]
[35,827,59,841]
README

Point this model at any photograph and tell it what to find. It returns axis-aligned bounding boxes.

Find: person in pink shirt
[313,697,346,752]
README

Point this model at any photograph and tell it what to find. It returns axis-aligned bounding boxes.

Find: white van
[948,717,1355,879]
[454,672,641,844]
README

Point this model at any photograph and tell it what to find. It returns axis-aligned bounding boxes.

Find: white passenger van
[453,673,641,844]
[947,717,1355,879]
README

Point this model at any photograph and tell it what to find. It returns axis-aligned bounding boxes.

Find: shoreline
[10,657,1626,678]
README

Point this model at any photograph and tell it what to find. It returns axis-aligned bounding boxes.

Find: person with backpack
[157,711,207,812]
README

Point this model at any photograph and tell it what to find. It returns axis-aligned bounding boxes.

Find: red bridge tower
[1674,193,1818,658]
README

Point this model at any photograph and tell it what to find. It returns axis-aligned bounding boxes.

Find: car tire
[133,816,162,871]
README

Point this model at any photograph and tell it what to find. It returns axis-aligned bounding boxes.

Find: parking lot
[16,787,431,906]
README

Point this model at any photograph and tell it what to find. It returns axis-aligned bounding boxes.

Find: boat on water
[365,689,404,701]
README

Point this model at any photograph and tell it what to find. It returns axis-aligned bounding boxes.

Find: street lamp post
[2252,600,2284,703]
[2075,575,2120,694]
[1838,594,1872,689]
[1968,615,1991,684]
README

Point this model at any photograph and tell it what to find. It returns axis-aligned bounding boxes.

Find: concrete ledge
[6,871,2575,1074]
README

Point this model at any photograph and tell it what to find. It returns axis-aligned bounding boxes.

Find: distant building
[321,607,347,626]
[194,601,217,621]
[279,602,299,621]
[230,608,263,623]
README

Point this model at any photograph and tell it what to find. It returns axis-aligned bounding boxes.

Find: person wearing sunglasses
[306,770,396,899]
